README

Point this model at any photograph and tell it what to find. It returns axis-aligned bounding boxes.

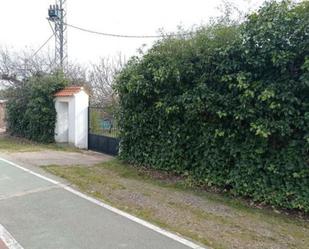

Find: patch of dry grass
[0,134,81,153]
[43,160,309,249]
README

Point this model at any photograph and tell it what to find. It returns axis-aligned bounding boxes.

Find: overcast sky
[0,0,265,65]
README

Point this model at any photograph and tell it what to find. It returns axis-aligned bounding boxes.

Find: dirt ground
[45,160,309,249]
[0,136,308,249]
[4,150,113,166]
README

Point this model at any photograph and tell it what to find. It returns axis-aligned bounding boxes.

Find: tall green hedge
[115,1,309,212]
[6,73,67,143]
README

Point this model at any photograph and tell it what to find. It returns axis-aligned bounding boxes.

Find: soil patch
[44,160,309,249]
[8,150,112,166]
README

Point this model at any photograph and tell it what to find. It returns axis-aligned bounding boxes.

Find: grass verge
[43,159,309,249]
[0,134,81,153]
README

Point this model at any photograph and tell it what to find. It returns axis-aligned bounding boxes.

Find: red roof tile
[54,86,84,97]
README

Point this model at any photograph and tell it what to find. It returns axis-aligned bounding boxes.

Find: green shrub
[115,1,309,212]
[6,72,67,143]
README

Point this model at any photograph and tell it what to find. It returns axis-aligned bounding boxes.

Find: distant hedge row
[116,1,309,212]
[6,73,66,143]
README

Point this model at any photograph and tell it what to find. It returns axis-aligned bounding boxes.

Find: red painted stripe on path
[0,239,8,249]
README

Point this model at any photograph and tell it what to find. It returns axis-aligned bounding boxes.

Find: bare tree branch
[0,47,126,111]
[88,53,126,107]
[0,47,56,88]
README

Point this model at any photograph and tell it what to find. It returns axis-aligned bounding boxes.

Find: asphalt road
[0,158,204,249]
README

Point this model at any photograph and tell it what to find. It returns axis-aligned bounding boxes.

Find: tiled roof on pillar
[54,86,84,97]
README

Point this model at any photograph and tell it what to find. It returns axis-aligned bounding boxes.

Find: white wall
[54,90,89,149]
[74,91,89,149]
[55,96,75,144]
[55,101,69,143]
[68,97,76,144]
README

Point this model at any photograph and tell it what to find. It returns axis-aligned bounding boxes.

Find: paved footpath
[0,158,205,249]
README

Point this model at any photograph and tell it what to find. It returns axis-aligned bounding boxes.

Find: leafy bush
[6,72,67,143]
[116,1,309,212]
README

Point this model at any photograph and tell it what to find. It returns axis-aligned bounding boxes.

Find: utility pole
[48,0,68,70]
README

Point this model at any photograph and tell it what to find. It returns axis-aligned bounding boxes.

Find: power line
[31,34,54,59]
[66,23,192,39]
[5,33,54,74]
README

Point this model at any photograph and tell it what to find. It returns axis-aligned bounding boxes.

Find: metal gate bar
[88,133,120,156]
[88,107,120,156]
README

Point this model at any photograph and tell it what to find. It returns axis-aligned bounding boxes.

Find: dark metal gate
[88,107,120,156]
